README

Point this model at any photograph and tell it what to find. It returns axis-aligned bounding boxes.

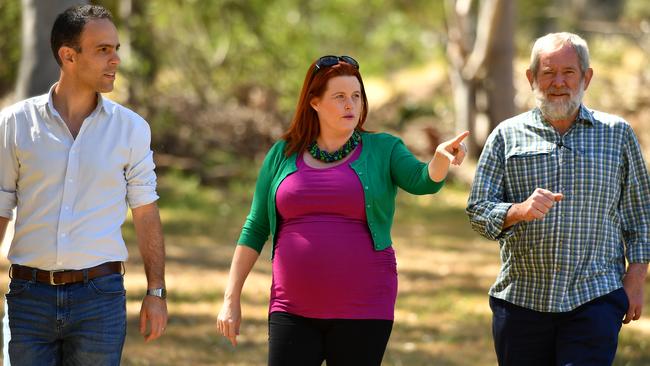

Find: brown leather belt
[9,262,123,286]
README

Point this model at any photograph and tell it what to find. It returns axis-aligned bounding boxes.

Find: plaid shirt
[467,105,650,312]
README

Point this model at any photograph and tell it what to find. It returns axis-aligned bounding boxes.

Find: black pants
[490,288,628,366]
[268,311,393,366]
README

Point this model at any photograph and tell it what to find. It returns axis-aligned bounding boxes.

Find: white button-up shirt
[0,85,159,270]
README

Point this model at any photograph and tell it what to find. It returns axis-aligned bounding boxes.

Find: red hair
[282,60,369,156]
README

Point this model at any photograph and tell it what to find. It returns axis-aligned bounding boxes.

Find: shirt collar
[42,83,111,119]
[575,104,595,126]
[533,104,595,128]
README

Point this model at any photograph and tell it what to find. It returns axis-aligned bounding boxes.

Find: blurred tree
[90,0,450,183]
[15,0,84,100]
[623,0,650,55]
[0,1,21,98]
[554,0,624,31]
[445,0,515,156]
[2,0,648,179]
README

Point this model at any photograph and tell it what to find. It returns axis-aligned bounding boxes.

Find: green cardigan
[237,132,445,257]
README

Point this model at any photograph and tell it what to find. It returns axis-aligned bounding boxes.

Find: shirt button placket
[58,143,80,261]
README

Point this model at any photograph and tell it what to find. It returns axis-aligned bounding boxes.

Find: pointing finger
[452,131,470,145]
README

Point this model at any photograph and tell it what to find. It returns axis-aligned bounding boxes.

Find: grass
[1,173,650,365]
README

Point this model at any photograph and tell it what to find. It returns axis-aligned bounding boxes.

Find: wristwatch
[146,288,167,299]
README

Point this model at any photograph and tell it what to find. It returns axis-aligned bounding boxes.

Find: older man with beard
[467,32,650,366]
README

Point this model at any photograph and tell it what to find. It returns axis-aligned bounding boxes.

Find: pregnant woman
[217,55,468,366]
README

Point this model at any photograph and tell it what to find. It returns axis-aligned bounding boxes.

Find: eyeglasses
[311,55,359,79]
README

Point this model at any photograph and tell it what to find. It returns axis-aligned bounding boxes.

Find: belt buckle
[49,270,66,286]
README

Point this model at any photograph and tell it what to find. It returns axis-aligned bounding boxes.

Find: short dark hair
[50,5,113,66]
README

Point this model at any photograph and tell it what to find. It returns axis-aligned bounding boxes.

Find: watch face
[148,288,167,299]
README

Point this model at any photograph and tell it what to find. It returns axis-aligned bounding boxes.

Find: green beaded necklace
[308,130,361,163]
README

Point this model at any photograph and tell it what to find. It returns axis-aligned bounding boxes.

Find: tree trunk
[15,0,84,100]
[449,65,478,152]
[483,0,515,135]
[445,0,515,157]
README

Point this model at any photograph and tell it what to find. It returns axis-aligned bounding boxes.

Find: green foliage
[623,0,650,22]
[2,0,648,183]
[88,0,449,183]
[126,0,446,112]
[0,1,21,96]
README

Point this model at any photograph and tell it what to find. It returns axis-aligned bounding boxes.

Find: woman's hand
[217,298,242,346]
[428,131,470,182]
[216,245,259,347]
[435,131,470,166]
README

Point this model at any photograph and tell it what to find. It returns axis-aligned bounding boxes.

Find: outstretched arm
[428,131,470,182]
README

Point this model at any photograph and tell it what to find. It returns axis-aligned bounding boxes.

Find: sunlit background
[1,1,649,364]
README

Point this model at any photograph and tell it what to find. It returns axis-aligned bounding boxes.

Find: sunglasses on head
[311,55,359,79]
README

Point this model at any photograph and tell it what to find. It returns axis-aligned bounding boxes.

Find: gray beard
[534,81,584,121]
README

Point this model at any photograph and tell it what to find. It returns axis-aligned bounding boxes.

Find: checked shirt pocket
[504,147,556,203]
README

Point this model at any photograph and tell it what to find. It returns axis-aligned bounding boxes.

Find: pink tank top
[270,145,397,320]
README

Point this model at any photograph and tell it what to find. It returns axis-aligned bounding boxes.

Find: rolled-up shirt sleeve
[619,125,650,263]
[0,110,18,219]
[125,119,159,209]
[466,129,516,241]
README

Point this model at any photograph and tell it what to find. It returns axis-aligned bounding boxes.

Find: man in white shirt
[0,5,167,365]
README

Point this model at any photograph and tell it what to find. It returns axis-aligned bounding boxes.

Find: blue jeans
[490,288,628,366]
[4,273,126,366]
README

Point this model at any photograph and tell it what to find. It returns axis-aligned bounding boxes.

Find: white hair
[529,32,590,76]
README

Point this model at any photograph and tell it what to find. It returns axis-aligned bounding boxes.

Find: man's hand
[623,263,648,324]
[140,295,168,342]
[504,188,563,228]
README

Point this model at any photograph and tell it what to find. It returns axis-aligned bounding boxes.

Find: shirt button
[366,204,371,208]
[61,233,67,237]
[56,261,62,266]
[68,179,73,183]
[358,172,363,175]
[364,186,369,190]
